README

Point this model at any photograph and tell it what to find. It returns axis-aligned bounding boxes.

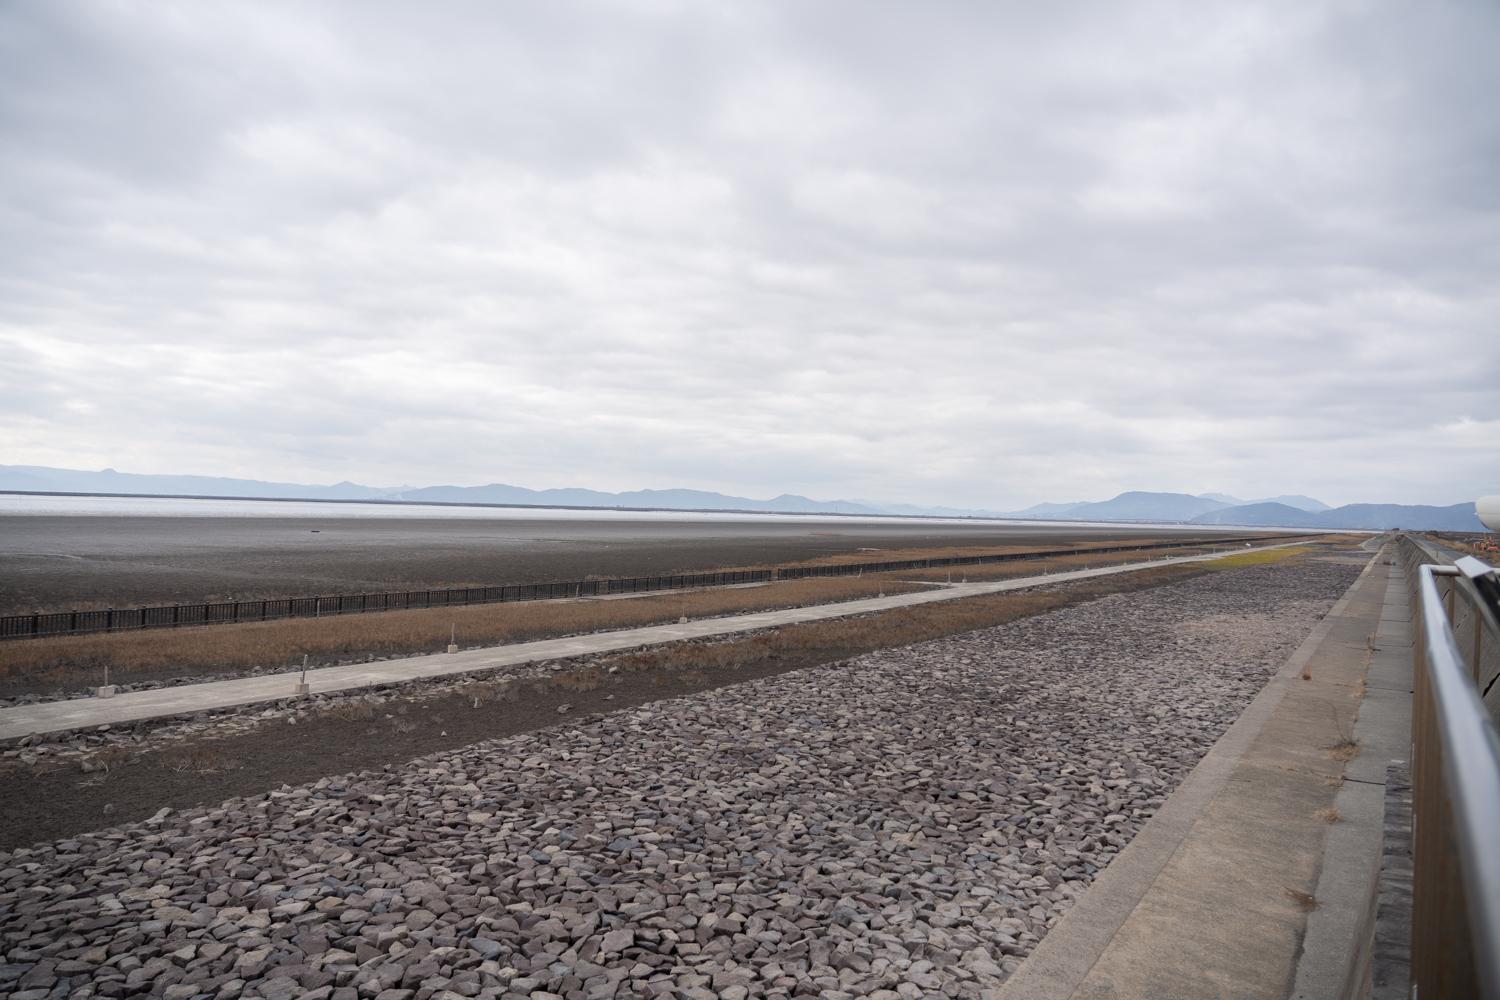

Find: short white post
[447,623,458,654]
[293,654,311,695]
[96,663,116,699]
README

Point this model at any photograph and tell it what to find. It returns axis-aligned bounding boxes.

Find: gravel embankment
[0,559,1360,1000]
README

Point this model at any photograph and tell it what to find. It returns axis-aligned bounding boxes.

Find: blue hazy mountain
[0,465,887,516]
[1196,493,1330,512]
[1190,501,1484,531]
[395,482,884,515]
[0,465,400,500]
[1000,490,1480,530]
[1005,491,1232,522]
[1,465,1478,528]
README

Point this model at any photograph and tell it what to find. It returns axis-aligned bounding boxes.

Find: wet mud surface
[0,514,1256,613]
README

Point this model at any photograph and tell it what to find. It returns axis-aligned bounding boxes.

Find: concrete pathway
[0,544,1288,741]
[1293,552,1414,999]
[999,546,1396,1000]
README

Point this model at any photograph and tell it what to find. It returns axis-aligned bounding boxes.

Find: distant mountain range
[397,482,881,516]
[1008,492,1329,519]
[1005,490,1484,531]
[0,465,1487,531]
[1187,500,1484,531]
[0,465,889,516]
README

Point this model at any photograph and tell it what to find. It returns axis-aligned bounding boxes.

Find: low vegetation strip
[0,555,1273,845]
[0,557,1362,998]
[0,544,1312,727]
[0,575,925,701]
[0,533,1306,640]
[1201,545,1312,569]
[0,542,1323,701]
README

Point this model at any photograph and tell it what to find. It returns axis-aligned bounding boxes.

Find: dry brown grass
[86,747,132,774]
[320,700,377,723]
[162,745,239,774]
[894,545,1216,584]
[0,575,926,695]
[1315,806,1343,823]
[1324,738,1360,762]
[771,538,1168,569]
[547,565,1214,690]
[0,536,1341,697]
[473,679,520,705]
[1284,887,1321,911]
[549,668,607,693]
[771,535,1296,570]
[1202,546,1312,569]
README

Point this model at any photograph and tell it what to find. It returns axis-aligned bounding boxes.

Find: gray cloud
[1,0,1496,508]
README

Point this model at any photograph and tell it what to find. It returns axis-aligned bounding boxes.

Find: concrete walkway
[999,547,1397,1000]
[0,544,1288,741]
[1295,552,1413,999]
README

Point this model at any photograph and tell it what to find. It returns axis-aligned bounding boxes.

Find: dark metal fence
[0,532,1308,641]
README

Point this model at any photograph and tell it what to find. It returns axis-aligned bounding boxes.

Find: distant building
[1479,496,1500,532]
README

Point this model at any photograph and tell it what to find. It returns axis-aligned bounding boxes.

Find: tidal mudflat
[0,499,1259,613]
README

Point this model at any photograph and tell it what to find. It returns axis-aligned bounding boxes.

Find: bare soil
[0,513,1274,613]
[0,544,1246,699]
[0,557,1264,850]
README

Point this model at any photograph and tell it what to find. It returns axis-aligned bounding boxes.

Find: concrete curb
[998,547,1382,1000]
[1290,550,1412,999]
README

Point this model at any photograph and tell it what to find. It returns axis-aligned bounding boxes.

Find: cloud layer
[2,1,1497,507]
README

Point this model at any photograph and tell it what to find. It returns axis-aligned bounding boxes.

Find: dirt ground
[0,512,1275,613]
[0,542,1269,698]
[0,546,1357,851]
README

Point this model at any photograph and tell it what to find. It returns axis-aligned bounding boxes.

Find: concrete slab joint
[1001,546,1409,1000]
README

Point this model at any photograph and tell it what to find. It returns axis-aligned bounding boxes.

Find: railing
[0,569,774,640]
[1400,534,1500,998]
[0,532,1313,641]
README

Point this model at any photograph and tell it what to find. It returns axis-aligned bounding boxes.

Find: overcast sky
[1,1,1496,509]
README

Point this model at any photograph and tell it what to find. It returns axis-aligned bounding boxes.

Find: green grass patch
[1206,546,1311,569]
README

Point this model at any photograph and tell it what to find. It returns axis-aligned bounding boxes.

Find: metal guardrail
[0,532,1314,640]
[1400,534,1500,998]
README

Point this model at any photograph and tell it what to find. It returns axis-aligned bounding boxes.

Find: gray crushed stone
[0,559,1360,999]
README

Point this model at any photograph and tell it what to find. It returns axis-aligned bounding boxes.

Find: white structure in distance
[1479,496,1500,533]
